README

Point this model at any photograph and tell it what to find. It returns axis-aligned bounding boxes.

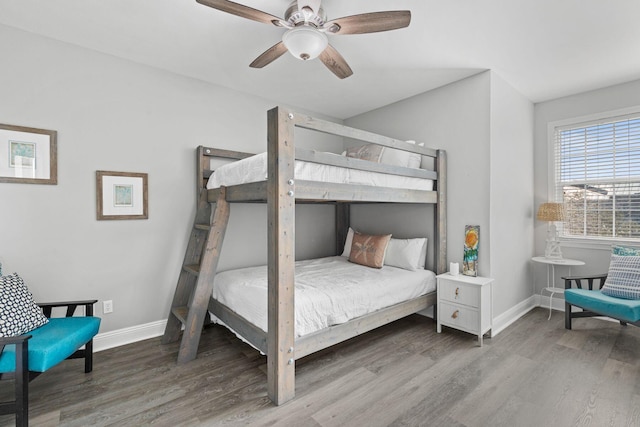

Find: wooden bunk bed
[162,106,447,405]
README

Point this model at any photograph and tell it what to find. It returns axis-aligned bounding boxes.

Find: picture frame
[96,171,148,220]
[0,123,57,184]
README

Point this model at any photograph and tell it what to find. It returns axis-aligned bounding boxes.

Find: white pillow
[406,141,424,169]
[418,238,428,269]
[341,227,355,257]
[379,140,423,169]
[384,237,427,271]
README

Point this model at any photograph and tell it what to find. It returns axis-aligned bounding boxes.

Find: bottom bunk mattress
[212,256,436,338]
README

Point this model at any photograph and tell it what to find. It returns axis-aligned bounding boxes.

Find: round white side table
[532,257,585,319]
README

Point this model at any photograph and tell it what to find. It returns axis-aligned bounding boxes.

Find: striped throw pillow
[602,254,640,300]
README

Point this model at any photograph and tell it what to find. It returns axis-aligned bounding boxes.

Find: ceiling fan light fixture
[282,26,328,61]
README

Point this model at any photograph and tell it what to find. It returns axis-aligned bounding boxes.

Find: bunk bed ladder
[161,187,229,364]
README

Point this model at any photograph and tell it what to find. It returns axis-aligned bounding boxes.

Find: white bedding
[212,256,436,338]
[206,152,433,191]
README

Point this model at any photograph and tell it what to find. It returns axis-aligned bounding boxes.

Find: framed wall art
[96,171,148,220]
[0,123,57,184]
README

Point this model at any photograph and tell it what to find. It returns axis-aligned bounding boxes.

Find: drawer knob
[455,287,460,298]
[451,310,459,319]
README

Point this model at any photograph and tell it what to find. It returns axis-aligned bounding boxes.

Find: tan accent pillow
[349,232,392,268]
[345,144,384,163]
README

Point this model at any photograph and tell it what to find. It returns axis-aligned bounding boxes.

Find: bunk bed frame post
[197,146,208,194]
[266,106,296,405]
[435,149,447,274]
[335,203,350,255]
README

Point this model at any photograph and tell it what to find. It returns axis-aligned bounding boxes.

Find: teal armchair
[0,300,100,427]
[564,275,640,329]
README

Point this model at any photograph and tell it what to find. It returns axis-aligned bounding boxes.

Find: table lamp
[537,202,565,259]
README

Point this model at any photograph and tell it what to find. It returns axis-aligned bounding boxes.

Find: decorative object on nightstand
[436,273,493,346]
[463,225,479,276]
[537,202,565,259]
[532,256,585,320]
[449,262,459,276]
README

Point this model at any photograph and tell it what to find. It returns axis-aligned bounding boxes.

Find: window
[552,110,640,240]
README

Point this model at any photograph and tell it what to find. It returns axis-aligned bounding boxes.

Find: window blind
[554,112,640,239]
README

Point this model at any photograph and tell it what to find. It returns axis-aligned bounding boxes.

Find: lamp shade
[537,202,565,222]
[282,26,328,61]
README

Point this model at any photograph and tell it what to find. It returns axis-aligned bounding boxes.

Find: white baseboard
[536,292,568,312]
[491,295,537,337]
[93,319,167,352]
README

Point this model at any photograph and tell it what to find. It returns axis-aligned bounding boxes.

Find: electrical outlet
[103,300,113,314]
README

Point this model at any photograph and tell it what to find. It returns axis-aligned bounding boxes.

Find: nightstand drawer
[439,279,479,307]
[439,301,479,332]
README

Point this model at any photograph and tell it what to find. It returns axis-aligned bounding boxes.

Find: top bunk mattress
[206,152,433,191]
[212,256,436,338]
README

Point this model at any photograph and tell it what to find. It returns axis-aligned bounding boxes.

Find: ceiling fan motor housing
[285,1,326,27]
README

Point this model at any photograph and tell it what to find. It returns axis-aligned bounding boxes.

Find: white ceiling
[1,0,640,119]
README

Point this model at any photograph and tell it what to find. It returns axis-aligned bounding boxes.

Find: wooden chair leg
[565,302,572,330]
[15,340,29,427]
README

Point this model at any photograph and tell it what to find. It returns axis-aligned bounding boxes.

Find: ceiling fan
[196,0,411,79]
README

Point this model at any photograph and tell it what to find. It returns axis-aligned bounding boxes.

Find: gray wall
[489,74,535,316]
[0,24,341,333]
[346,71,535,321]
[346,72,491,274]
[534,78,640,292]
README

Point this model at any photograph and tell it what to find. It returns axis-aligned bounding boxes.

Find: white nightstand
[436,273,493,346]
[531,257,585,319]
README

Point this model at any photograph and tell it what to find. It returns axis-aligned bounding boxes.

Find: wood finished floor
[1,308,639,427]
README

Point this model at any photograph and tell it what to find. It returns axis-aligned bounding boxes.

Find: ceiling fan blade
[249,42,289,68]
[324,11,411,35]
[319,44,353,79]
[196,0,283,25]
